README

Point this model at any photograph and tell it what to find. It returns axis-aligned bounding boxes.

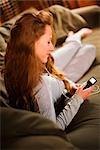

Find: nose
[50,42,54,52]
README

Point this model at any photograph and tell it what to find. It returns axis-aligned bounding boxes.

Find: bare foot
[75,28,93,39]
[68,31,74,37]
[68,28,92,39]
[64,28,92,45]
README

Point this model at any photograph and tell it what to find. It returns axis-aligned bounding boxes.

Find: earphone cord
[90,85,100,95]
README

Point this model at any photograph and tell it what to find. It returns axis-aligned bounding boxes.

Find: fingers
[80,82,94,93]
[84,85,94,93]
[80,82,87,89]
[76,82,87,92]
[75,82,94,100]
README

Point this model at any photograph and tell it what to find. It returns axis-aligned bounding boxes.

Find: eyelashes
[48,41,50,44]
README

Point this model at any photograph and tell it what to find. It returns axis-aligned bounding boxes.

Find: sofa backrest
[0,0,99,24]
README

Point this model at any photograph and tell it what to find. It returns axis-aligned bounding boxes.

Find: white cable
[90,85,100,95]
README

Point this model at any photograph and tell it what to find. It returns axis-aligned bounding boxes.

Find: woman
[4,10,95,130]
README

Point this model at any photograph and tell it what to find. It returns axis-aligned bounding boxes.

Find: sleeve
[35,75,84,130]
[56,94,84,130]
[35,75,65,123]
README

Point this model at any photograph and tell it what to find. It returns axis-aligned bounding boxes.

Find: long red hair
[4,10,73,111]
[4,11,55,110]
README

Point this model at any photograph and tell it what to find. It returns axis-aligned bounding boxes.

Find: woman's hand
[75,82,94,100]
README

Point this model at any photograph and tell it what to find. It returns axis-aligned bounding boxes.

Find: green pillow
[46,5,88,41]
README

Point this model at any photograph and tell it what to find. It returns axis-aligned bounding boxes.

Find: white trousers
[52,40,96,82]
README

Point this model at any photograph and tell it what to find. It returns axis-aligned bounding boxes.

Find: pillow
[46,5,88,45]
[0,23,12,71]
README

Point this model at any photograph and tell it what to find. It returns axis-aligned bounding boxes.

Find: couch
[0,4,100,150]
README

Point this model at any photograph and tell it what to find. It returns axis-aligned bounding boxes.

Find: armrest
[71,5,100,28]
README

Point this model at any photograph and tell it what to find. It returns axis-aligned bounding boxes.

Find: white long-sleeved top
[35,74,83,130]
[35,38,96,130]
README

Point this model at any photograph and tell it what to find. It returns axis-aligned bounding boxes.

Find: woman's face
[35,25,54,63]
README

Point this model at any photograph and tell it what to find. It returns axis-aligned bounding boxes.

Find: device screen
[83,77,97,90]
[89,77,97,84]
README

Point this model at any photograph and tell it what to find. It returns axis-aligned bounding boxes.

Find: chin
[42,57,48,63]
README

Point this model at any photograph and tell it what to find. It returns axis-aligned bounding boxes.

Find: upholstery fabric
[46,5,87,40]
[19,0,98,10]
[0,105,78,150]
[0,0,99,23]
[0,0,20,23]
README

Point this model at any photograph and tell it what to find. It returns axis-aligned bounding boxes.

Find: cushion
[83,27,100,65]
[66,65,100,149]
[46,5,88,41]
[1,106,79,150]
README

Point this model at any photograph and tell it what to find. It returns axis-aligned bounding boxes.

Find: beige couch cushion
[83,27,100,65]
[46,5,88,39]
